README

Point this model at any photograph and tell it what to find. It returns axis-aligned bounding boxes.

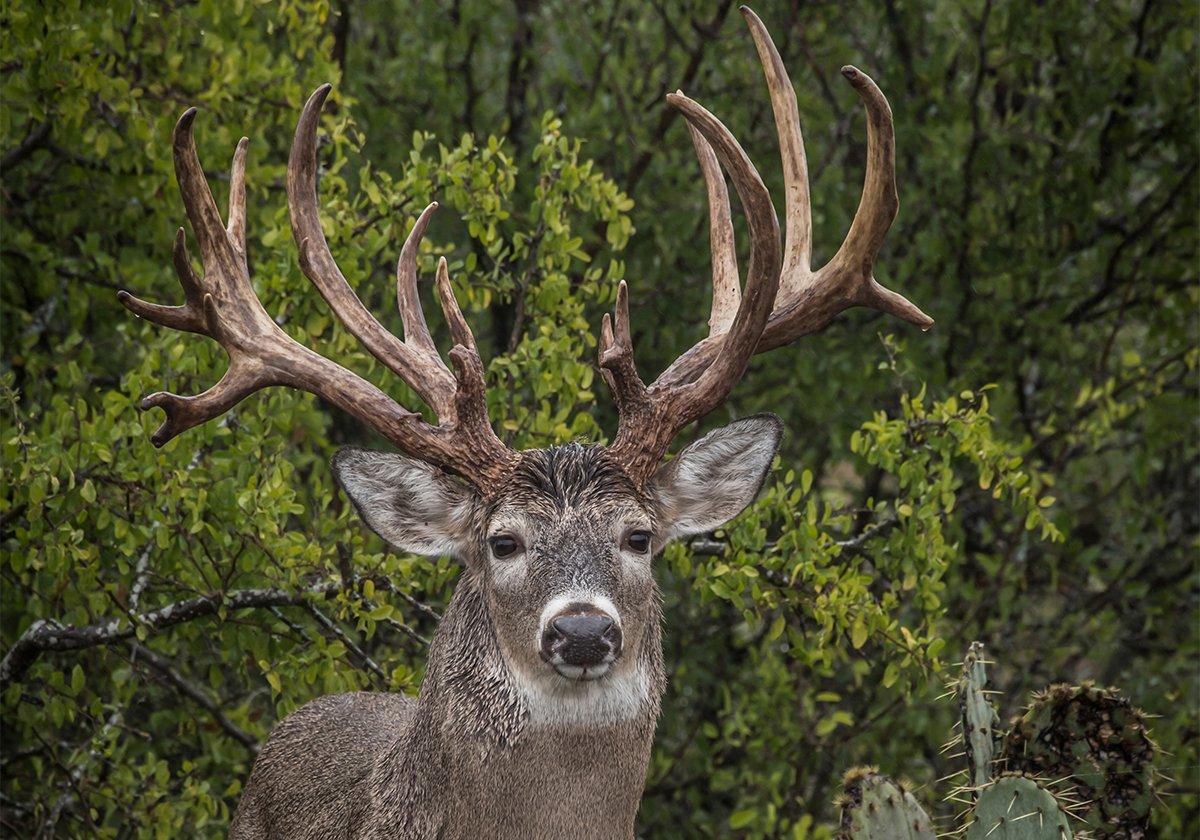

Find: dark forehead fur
[495,443,646,511]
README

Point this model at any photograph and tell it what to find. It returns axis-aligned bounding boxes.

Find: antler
[119,88,518,486]
[601,6,932,485]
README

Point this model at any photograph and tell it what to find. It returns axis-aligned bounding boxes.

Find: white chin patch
[553,662,611,681]
[516,592,647,727]
[516,663,650,729]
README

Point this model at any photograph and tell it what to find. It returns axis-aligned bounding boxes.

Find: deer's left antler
[601,7,932,485]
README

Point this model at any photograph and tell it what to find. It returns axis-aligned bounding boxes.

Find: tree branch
[1,581,344,689]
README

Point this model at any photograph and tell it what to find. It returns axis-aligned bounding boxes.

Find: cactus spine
[963,774,1074,840]
[838,646,1160,839]
[837,768,936,840]
[958,641,1001,789]
[1004,682,1157,838]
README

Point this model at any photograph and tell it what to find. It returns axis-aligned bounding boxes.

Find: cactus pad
[1004,682,1156,838]
[837,767,936,840]
[964,774,1073,839]
[958,641,1001,789]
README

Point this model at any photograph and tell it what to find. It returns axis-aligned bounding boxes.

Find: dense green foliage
[2,1,1196,837]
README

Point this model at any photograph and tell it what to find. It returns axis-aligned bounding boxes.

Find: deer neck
[371,573,664,838]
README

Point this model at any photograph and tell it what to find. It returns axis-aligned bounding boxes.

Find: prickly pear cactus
[958,642,1001,789]
[964,774,1074,839]
[836,767,936,840]
[1004,682,1157,838]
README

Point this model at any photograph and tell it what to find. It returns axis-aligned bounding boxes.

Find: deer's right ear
[332,448,476,558]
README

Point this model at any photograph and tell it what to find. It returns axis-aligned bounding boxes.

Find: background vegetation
[1,1,1196,836]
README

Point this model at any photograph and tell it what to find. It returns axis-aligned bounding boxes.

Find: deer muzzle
[539,599,623,680]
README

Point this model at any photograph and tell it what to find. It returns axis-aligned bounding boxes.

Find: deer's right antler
[120,88,518,487]
[601,7,933,485]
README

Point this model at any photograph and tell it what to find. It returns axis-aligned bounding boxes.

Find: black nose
[541,608,622,667]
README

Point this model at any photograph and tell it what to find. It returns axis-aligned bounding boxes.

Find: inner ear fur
[332,447,477,559]
[651,414,782,543]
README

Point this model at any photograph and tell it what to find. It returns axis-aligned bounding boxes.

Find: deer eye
[488,534,522,559]
[625,531,652,554]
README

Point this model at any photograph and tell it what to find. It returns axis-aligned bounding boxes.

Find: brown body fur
[230,445,676,839]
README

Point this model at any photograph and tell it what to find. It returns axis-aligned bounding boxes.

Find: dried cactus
[1004,682,1156,838]
[963,774,1074,840]
[837,767,936,840]
[958,641,1001,789]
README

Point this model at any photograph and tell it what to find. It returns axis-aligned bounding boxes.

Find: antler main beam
[599,91,782,482]
[600,7,932,484]
[120,90,517,486]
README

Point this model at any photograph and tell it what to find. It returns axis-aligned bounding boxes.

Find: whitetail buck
[119,8,931,839]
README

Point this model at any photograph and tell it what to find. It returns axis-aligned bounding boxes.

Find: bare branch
[1,581,345,688]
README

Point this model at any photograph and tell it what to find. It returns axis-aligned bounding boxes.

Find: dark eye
[489,535,522,559]
[625,531,652,554]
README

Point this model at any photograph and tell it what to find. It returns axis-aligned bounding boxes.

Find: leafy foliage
[2,1,1195,837]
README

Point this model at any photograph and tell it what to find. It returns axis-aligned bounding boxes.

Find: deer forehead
[485,444,656,536]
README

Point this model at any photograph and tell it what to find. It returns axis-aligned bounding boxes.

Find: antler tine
[172,108,243,294]
[823,65,933,328]
[659,93,780,415]
[434,257,477,351]
[140,353,275,447]
[604,92,781,482]
[741,6,812,283]
[685,120,741,336]
[287,84,458,421]
[227,137,249,271]
[117,229,203,334]
[396,202,440,354]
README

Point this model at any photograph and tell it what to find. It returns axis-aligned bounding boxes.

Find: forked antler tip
[446,344,486,394]
[139,392,181,447]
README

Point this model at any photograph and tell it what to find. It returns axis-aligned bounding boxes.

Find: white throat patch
[515,591,649,727]
[515,662,652,729]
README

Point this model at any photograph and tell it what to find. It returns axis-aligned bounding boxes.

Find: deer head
[119,8,930,704]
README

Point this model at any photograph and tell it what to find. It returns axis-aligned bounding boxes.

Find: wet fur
[230,418,779,839]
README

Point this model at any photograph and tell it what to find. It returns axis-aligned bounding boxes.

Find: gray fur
[230,418,781,839]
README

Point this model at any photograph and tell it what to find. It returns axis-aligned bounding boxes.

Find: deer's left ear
[650,414,782,543]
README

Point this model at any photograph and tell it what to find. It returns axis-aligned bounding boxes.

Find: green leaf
[729,809,757,829]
